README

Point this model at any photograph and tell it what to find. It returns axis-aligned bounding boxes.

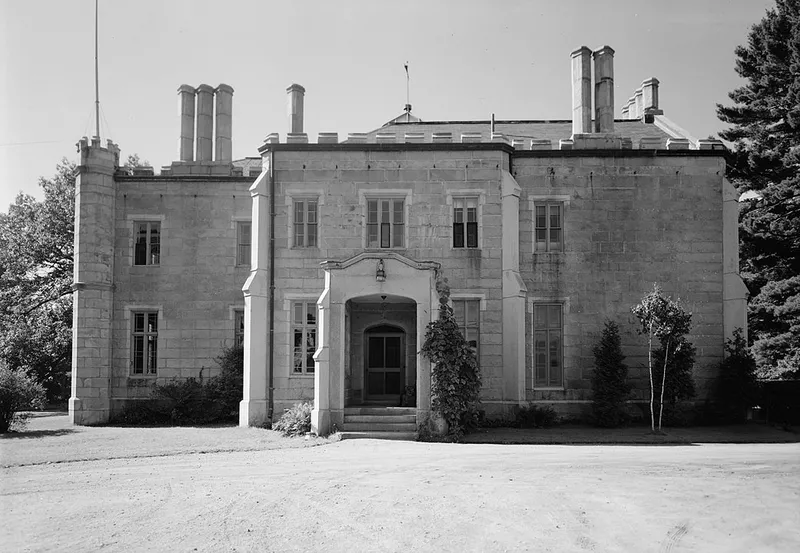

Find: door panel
[366,332,403,399]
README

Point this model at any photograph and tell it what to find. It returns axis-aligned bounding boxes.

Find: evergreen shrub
[0,365,46,433]
[717,329,761,423]
[590,320,632,427]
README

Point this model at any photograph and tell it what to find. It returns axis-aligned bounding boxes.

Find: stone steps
[340,407,417,440]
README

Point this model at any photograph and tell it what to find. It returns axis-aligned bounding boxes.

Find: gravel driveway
[3,439,799,552]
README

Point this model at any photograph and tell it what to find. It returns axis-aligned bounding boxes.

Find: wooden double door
[365,326,405,401]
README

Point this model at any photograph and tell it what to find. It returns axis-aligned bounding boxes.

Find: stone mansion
[69,46,747,436]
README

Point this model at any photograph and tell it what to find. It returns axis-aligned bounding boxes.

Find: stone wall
[513,152,726,411]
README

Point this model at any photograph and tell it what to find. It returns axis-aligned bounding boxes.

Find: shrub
[150,374,224,425]
[515,404,558,428]
[272,401,313,436]
[0,365,46,433]
[206,344,244,421]
[717,329,761,423]
[590,320,632,427]
[420,276,482,439]
[112,400,170,426]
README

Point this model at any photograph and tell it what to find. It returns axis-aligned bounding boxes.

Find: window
[234,309,245,346]
[533,304,562,387]
[293,199,318,248]
[134,221,160,265]
[453,299,480,360]
[292,301,316,374]
[534,203,563,252]
[453,197,478,248]
[131,312,158,375]
[367,198,404,248]
[237,222,251,266]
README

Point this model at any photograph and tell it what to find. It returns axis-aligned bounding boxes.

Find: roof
[359,119,675,148]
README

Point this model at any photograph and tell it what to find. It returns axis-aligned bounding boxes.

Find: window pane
[294,303,303,324]
[385,337,401,367]
[453,300,465,325]
[294,201,304,223]
[466,222,478,248]
[240,222,251,243]
[392,223,404,247]
[307,222,317,247]
[549,228,562,250]
[533,305,545,329]
[147,335,157,373]
[367,200,378,223]
[453,223,464,248]
[306,302,316,325]
[535,228,547,242]
[293,330,304,372]
[534,331,547,383]
[454,206,464,224]
[134,224,148,265]
[535,206,547,229]
[367,223,378,247]
[132,336,144,373]
[134,313,145,332]
[550,205,561,228]
[467,300,479,323]
[306,329,316,373]
[549,333,562,386]
[548,305,561,328]
[307,201,317,223]
[381,200,390,222]
[294,223,304,247]
[368,337,384,367]
[147,313,158,332]
[393,200,403,224]
[380,222,391,248]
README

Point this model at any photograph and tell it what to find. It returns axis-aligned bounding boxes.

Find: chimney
[593,46,615,133]
[195,84,214,161]
[634,87,644,121]
[177,85,195,161]
[286,83,305,134]
[641,78,662,115]
[214,84,233,162]
[571,46,592,135]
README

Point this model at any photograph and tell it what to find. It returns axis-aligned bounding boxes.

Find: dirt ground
[2,418,800,552]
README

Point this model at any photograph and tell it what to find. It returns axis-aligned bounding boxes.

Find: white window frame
[359,189,412,250]
[446,190,485,250]
[126,214,165,267]
[527,297,569,390]
[286,191,324,249]
[528,195,570,254]
[284,293,319,377]
[124,305,163,377]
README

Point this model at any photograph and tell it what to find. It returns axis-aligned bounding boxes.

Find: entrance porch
[312,252,440,436]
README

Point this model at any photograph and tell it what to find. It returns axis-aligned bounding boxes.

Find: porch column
[312,273,332,434]
[240,167,270,427]
[501,171,527,407]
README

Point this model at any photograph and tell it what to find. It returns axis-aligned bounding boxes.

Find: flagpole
[94,0,100,139]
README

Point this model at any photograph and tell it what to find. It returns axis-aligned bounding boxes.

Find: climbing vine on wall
[420,273,482,438]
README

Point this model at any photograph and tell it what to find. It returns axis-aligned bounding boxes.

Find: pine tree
[716,0,800,379]
[591,320,632,427]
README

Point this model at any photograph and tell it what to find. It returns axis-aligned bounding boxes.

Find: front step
[339,431,417,441]
[340,407,417,441]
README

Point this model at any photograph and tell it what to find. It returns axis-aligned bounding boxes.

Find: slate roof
[361,119,675,149]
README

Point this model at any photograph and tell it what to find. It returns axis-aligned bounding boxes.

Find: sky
[0,0,775,212]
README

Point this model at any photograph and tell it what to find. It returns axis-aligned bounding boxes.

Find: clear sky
[0,0,774,212]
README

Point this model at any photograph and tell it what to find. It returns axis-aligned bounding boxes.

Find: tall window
[237,222,251,266]
[453,197,478,248]
[293,199,318,248]
[533,304,563,387]
[292,301,316,374]
[131,312,158,375]
[367,198,404,248]
[535,203,563,252]
[134,221,160,265]
[453,299,480,360]
[234,309,245,346]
